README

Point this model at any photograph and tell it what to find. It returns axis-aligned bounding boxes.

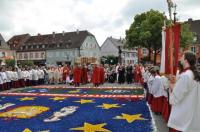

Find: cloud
[0,0,200,45]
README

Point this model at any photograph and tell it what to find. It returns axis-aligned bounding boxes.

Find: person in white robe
[32,67,39,86]
[0,72,3,91]
[5,67,12,90]
[150,68,164,114]
[168,52,200,132]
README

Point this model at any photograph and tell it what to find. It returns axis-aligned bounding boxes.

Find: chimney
[76,29,79,34]
[38,33,41,36]
[62,31,65,36]
[53,32,55,38]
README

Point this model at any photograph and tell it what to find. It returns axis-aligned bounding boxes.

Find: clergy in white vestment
[168,52,200,132]
[150,68,164,114]
[0,73,3,91]
[0,67,8,90]
[147,69,155,104]
[32,67,39,86]
[12,68,19,88]
[5,67,12,90]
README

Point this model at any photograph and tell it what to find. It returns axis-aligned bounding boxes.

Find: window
[24,53,28,59]
[42,45,45,48]
[30,53,33,58]
[35,53,39,58]
[143,48,148,56]
[41,52,44,58]
[190,46,196,53]
[19,53,22,59]
[0,40,2,46]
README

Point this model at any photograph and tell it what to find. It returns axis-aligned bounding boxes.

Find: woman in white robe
[168,52,200,132]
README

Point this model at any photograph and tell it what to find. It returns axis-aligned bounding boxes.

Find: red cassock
[162,97,170,122]
[99,67,105,84]
[147,93,153,105]
[151,96,163,113]
[73,67,82,83]
[134,67,142,83]
[82,67,88,83]
[92,66,100,84]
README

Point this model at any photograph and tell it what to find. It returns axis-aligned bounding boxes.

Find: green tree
[126,9,165,64]
[181,23,195,48]
[5,59,15,67]
[101,55,118,65]
[20,60,34,67]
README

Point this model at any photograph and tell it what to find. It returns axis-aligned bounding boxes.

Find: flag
[160,23,181,75]
[173,23,181,75]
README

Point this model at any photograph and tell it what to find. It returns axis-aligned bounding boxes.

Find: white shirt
[147,75,154,94]
[0,73,3,84]
[161,76,170,97]
[32,69,38,81]
[17,68,22,79]
[28,70,33,80]
[5,71,12,82]
[168,70,200,132]
[151,75,163,97]
[0,72,8,83]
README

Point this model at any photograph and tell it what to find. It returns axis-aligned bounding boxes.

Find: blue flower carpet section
[0,96,153,132]
[10,88,144,95]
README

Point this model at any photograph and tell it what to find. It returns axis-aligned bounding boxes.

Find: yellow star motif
[97,103,121,109]
[23,128,32,132]
[114,113,147,123]
[50,97,67,101]
[18,97,35,101]
[68,89,81,93]
[74,99,94,104]
[70,122,111,132]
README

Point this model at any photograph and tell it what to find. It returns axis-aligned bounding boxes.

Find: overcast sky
[0,0,200,45]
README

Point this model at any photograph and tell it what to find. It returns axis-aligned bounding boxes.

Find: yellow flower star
[74,99,94,104]
[70,122,111,132]
[97,103,121,109]
[114,113,147,123]
[18,97,35,101]
[23,128,32,132]
[68,89,81,93]
[50,97,67,101]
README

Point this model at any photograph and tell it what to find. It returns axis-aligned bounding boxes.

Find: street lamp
[118,46,122,64]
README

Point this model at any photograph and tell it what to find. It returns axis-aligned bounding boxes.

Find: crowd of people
[143,51,200,132]
[0,62,144,91]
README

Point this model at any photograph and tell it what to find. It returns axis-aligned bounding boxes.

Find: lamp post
[118,46,122,64]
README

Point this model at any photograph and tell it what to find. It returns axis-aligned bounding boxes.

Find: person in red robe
[135,64,142,84]
[81,64,88,84]
[99,64,105,85]
[92,63,100,87]
[73,64,82,87]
